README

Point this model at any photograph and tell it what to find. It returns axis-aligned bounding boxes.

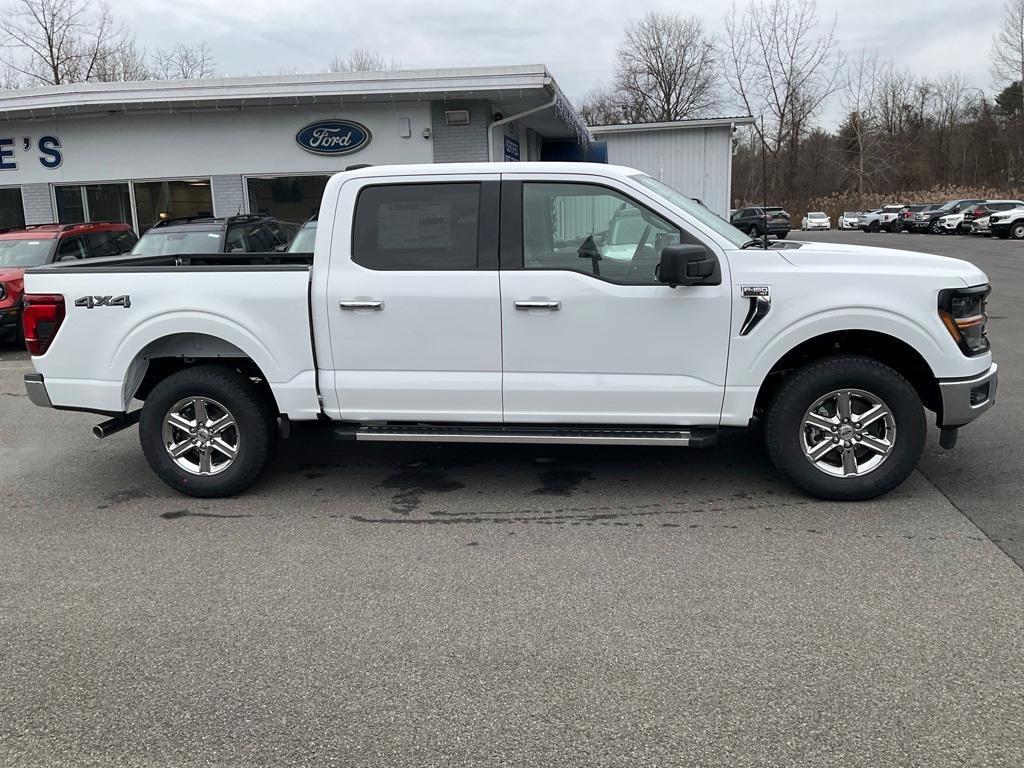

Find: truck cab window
[353,183,480,270]
[521,183,680,284]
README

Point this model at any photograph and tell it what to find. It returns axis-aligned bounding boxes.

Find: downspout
[488,94,558,161]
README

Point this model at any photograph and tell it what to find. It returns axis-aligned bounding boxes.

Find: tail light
[22,293,65,356]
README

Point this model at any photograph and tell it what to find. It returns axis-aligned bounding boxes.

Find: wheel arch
[121,332,279,414]
[753,329,941,418]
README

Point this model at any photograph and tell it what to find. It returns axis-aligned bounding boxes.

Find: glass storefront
[133,179,213,233]
[55,184,132,225]
[246,175,329,223]
[0,188,25,229]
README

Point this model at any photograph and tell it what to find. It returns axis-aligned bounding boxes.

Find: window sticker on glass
[377,203,452,250]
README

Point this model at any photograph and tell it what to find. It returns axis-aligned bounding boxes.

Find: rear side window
[56,236,86,261]
[85,233,119,258]
[353,183,480,270]
[109,230,137,253]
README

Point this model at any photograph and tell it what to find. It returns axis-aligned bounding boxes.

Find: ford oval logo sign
[295,120,372,156]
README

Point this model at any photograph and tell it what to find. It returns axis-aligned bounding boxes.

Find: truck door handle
[514,300,561,311]
[339,300,384,311]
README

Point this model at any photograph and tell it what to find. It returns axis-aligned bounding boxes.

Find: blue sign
[295,120,372,156]
[504,135,520,162]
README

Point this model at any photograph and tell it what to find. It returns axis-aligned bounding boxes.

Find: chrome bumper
[24,373,52,409]
[938,363,997,428]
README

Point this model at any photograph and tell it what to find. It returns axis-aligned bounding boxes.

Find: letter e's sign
[0,135,63,171]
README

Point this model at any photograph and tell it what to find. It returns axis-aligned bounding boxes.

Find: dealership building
[0,64,745,232]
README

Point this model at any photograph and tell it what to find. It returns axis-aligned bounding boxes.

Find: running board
[342,424,718,447]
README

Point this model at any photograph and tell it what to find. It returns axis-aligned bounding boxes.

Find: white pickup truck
[21,163,997,500]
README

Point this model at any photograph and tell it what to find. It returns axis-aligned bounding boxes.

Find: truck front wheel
[139,365,277,497]
[764,356,926,500]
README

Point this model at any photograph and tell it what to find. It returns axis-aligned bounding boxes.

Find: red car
[0,222,137,344]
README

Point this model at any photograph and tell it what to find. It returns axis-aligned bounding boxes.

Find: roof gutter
[487,94,557,162]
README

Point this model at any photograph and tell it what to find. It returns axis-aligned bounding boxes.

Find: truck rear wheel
[139,365,276,497]
[764,356,926,500]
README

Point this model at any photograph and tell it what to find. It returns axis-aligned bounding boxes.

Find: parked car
[0,222,136,344]
[894,205,933,233]
[801,212,831,230]
[911,200,985,234]
[21,162,996,502]
[287,215,317,253]
[962,201,1024,235]
[838,211,863,230]
[730,206,791,239]
[131,214,298,256]
[860,205,904,233]
[989,206,1024,240]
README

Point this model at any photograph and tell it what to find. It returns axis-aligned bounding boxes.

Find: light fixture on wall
[444,110,470,126]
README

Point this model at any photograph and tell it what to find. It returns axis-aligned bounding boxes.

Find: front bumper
[0,305,20,337]
[938,364,997,428]
[24,373,52,408]
[990,223,1011,236]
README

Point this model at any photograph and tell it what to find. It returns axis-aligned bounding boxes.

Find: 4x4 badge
[74,295,131,309]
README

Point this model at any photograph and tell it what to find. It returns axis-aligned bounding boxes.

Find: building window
[246,175,329,222]
[54,184,132,226]
[0,187,25,229]
[133,179,213,233]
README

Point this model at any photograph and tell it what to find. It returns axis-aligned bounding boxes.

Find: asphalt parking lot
[1,230,1022,767]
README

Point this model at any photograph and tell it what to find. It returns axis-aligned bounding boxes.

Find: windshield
[631,174,749,247]
[809,212,827,218]
[287,224,317,253]
[843,212,858,217]
[132,229,224,256]
[0,238,53,268]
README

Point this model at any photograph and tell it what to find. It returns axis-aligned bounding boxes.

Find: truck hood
[780,242,987,286]
[0,266,25,283]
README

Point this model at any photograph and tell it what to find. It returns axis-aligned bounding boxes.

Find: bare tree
[610,12,719,122]
[328,48,398,73]
[724,0,843,200]
[841,49,883,200]
[152,42,215,79]
[991,0,1024,89]
[0,0,136,85]
[576,85,626,126]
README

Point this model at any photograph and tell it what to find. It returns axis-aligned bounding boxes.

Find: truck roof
[333,162,643,181]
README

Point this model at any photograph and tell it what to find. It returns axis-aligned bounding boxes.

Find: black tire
[764,355,926,501]
[139,365,277,497]
[929,220,941,235]
[1011,222,1024,240]
[869,221,879,232]
[776,231,788,240]
[890,221,902,233]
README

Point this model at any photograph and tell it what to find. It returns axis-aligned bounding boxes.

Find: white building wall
[595,126,735,218]
[0,103,434,187]
[430,101,491,163]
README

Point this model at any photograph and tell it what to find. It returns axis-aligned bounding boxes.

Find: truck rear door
[324,173,502,422]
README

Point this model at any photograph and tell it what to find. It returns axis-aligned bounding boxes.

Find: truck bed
[23,251,320,420]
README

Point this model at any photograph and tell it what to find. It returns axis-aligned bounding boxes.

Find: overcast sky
[111,0,997,128]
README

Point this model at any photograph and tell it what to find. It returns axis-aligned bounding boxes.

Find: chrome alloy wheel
[800,389,896,478]
[161,396,239,476]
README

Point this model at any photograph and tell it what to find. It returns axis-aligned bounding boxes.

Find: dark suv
[131,214,299,256]
[730,206,791,239]
[0,222,137,343]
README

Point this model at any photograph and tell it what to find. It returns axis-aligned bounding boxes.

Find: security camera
[493,111,504,121]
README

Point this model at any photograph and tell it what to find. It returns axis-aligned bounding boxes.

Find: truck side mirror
[656,244,721,288]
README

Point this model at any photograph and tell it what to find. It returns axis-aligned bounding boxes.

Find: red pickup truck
[0,222,137,343]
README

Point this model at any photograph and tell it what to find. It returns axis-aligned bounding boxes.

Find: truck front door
[325,174,502,422]
[498,176,731,425]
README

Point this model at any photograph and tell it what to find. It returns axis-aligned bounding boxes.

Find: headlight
[938,285,990,356]
[0,283,6,301]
